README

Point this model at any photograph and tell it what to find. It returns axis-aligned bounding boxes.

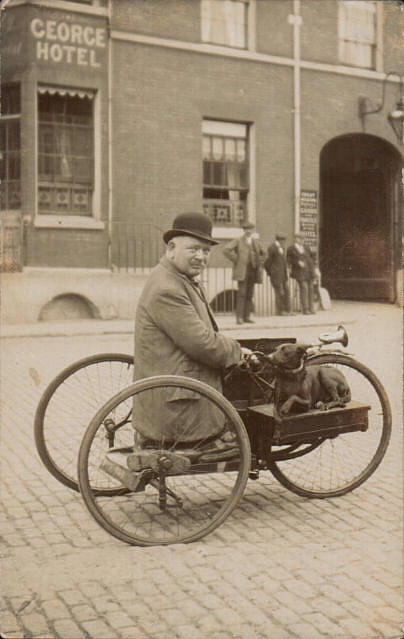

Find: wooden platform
[248,400,370,445]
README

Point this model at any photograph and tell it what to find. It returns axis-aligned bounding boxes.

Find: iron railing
[111,223,301,315]
[0,214,23,272]
[110,222,164,272]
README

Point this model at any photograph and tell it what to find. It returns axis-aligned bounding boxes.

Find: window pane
[8,155,20,180]
[212,137,223,160]
[7,121,20,150]
[39,126,56,153]
[202,135,211,160]
[213,161,225,185]
[236,139,246,161]
[224,138,236,160]
[73,127,92,156]
[225,163,239,188]
[73,158,92,183]
[0,124,5,152]
[203,160,212,184]
[239,165,248,187]
[1,85,21,115]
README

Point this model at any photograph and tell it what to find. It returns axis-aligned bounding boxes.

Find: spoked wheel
[78,376,251,546]
[34,353,134,492]
[268,354,392,498]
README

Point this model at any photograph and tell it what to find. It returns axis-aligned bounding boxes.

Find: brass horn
[318,325,348,347]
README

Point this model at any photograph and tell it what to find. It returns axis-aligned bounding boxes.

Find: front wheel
[268,354,392,498]
[78,376,251,546]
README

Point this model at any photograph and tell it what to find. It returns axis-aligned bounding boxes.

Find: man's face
[244,227,254,238]
[167,235,212,278]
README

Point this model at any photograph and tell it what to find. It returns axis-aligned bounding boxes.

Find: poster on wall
[299,189,318,252]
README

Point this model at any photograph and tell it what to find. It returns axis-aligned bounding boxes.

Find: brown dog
[267,342,351,421]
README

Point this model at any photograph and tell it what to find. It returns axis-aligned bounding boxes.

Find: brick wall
[111,41,295,246]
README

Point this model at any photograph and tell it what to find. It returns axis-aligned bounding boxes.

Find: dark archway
[319,134,402,302]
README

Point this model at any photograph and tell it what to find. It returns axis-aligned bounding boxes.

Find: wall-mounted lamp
[358,71,404,145]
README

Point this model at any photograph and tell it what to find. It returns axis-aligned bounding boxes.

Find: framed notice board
[299,190,318,251]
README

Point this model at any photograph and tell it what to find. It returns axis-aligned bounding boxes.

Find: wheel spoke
[78,376,250,545]
[269,354,391,498]
[34,354,134,492]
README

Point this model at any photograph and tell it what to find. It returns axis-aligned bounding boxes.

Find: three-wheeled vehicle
[34,326,391,546]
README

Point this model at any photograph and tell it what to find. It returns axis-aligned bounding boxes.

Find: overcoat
[222,235,264,283]
[263,242,288,287]
[134,256,242,443]
[286,244,314,282]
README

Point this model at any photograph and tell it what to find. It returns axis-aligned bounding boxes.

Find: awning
[38,86,94,99]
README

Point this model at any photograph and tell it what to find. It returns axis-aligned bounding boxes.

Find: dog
[267,342,351,422]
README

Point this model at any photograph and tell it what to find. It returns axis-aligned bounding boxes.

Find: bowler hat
[275,233,286,240]
[241,221,255,230]
[163,212,218,245]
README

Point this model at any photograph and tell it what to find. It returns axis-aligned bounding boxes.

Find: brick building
[1,0,403,323]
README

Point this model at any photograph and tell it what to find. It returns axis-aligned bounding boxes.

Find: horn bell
[318,325,348,347]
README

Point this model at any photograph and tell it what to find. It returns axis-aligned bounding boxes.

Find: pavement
[0,300,403,639]
[0,300,387,338]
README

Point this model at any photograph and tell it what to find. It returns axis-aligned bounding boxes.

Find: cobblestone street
[1,302,402,639]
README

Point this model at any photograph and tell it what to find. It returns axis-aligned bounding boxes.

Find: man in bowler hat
[264,233,292,316]
[287,232,316,315]
[134,212,251,444]
[223,221,265,324]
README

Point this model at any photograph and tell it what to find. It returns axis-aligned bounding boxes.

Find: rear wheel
[78,375,251,546]
[34,353,134,492]
[268,354,392,498]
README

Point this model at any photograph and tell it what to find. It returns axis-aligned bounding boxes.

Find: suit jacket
[263,242,288,287]
[222,235,264,283]
[134,256,241,442]
[287,244,314,281]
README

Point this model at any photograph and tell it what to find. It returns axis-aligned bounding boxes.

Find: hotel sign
[1,5,107,77]
[30,17,107,68]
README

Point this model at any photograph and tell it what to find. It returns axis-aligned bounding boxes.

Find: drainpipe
[288,0,302,234]
[107,0,113,269]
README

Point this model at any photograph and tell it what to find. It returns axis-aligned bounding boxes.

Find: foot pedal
[100,449,152,492]
[127,450,191,474]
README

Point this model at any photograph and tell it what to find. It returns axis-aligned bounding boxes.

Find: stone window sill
[34,216,105,230]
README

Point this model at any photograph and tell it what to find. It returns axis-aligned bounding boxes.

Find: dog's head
[267,342,310,371]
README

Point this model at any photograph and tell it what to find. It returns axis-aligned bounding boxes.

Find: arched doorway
[319,134,402,302]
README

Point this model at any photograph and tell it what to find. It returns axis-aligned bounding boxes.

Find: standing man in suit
[264,233,291,316]
[287,232,316,315]
[223,221,265,325]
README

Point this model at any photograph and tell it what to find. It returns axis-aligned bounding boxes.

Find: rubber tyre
[78,375,251,546]
[268,353,392,498]
[34,353,134,492]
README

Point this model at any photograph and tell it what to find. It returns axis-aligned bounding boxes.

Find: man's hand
[240,347,260,369]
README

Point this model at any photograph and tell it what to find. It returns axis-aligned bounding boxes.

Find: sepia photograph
[0,0,403,638]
